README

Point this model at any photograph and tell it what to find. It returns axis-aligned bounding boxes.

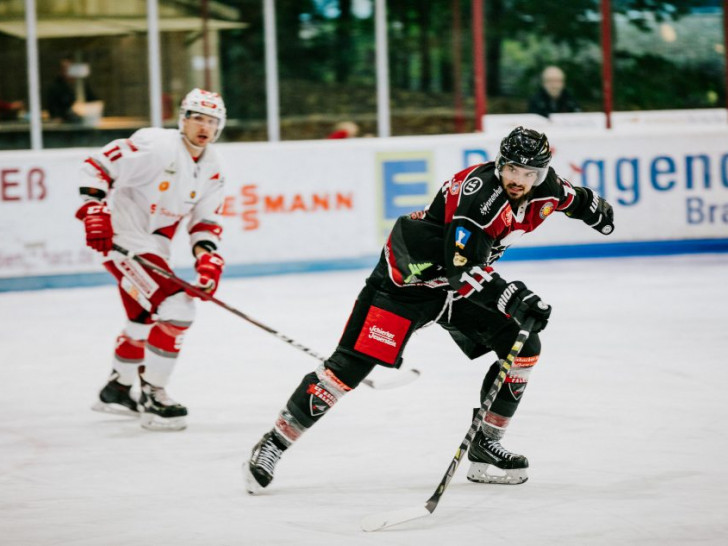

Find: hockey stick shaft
[361,318,535,531]
[424,317,535,513]
[111,244,412,390]
[112,243,329,361]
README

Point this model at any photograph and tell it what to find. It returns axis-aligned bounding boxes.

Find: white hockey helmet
[179,88,226,142]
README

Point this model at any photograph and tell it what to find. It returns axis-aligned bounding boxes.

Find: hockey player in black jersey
[245,126,615,492]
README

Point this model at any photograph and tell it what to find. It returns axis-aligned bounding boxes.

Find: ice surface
[1,254,727,545]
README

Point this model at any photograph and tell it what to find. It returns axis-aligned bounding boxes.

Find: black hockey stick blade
[361,319,535,531]
[361,505,432,532]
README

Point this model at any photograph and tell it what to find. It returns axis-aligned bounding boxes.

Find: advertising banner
[1,123,727,289]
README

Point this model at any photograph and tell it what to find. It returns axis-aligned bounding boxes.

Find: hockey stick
[111,244,419,390]
[361,317,536,531]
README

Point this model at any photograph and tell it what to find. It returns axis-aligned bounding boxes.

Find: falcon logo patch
[307,383,336,417]
[508,383,527,400]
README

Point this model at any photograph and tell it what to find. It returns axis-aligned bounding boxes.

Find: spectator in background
[327,120,360,139]
[48,59,98,122]
[0,98,24,121]
[528,66,580,119]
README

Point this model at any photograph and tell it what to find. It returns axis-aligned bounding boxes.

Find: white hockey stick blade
[361,505,431,532]
[361,368,421,390]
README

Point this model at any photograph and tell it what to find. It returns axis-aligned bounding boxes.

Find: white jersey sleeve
[79,128,170,199]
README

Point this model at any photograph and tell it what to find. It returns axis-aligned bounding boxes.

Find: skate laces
[255,438,283,476]
[145,385,178,406]
[485,438,514,460]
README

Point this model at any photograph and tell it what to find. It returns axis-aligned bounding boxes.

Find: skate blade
[243,463,265,495]
[139,413,186,432]
[466,462,528,485]
[91,401,139,417]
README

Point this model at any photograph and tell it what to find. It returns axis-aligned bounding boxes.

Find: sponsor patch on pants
[353,306,411,365]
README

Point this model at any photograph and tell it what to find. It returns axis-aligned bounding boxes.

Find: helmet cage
[178,88,226,142]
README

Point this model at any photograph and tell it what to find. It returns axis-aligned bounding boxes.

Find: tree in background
[218,0,724,136]
[484,0,719,109]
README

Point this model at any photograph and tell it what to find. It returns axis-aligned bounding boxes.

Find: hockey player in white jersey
[77,89,227,431]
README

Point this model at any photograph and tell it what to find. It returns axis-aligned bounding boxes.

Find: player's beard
[505,184,528,201]
[505,184,530,204]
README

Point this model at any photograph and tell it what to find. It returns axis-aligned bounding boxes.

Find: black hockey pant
[277,256,541,442]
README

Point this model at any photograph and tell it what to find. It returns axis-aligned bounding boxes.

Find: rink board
[1,123,727,291]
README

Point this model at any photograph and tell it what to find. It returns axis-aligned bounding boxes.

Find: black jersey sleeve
[564,186,615,235]
[443,217,494,290]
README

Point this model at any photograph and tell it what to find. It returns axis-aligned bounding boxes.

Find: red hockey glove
[189,252,225,297]
[76,201,113,255]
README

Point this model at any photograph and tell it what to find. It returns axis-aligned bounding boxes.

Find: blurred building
[0,0,245,122]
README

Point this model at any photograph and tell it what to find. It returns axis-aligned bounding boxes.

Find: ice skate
[245,430,286,494]
[91,373,139,416]
[466,429,529,485]
[138,378,187,431]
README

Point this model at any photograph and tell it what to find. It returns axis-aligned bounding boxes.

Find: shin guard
[480,354,539,439]
[142,321,189,387]
[274,365,352,446]
[113,333,146,385]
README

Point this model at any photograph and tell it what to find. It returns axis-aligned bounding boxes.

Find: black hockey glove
[493,280,552,334]
[568,187,614,235]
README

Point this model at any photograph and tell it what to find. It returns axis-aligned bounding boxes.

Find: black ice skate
[91,373,139,416]
[138,378,187,431]
[466,429,529,485]
[244,430,286,494]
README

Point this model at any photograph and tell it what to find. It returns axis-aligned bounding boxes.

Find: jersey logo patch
[539,202,555,219]
[404,262,433,284]
[453,252,468,266]
[501,208,513,227]
[462,177,483,196]
[455,226,471,249]
[158,181,170,192]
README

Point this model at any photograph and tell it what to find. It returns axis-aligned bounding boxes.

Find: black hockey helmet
[495,126,552,185]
